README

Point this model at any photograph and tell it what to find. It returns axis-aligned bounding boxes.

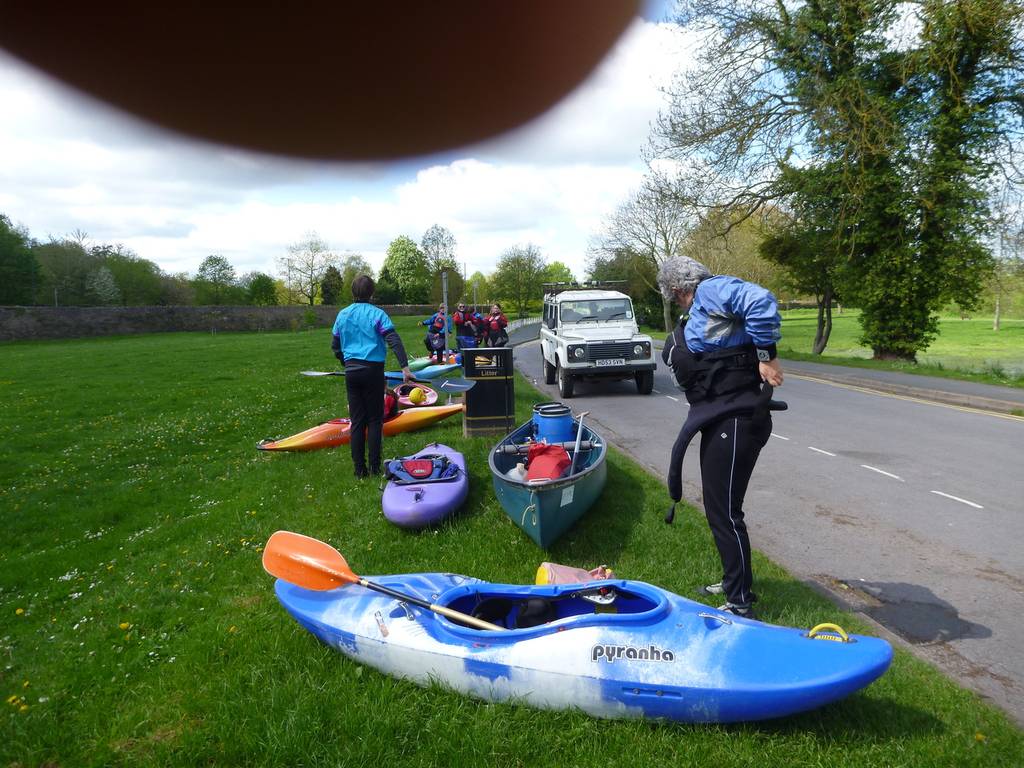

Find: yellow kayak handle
[807,623,850,643]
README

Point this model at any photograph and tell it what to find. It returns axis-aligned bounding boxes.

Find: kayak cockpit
[436,580,669,636]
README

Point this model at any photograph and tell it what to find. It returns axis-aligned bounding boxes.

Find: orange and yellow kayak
[257,404,463,452]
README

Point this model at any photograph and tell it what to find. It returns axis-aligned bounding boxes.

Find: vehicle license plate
[595,358,625,367]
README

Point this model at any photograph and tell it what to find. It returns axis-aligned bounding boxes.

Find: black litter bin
[462,347,515,437]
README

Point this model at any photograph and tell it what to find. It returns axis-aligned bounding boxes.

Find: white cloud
[0,19,692,282]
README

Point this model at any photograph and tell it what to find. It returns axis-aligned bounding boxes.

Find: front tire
[635,370,654,395]
[557,362,575,398]
[543,349,556,385]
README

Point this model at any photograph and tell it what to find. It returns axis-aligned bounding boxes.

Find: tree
[195,254,238,304]
[541,261,575,286]
[338,253,374,302]
[430,267,465,306]
[33,238,97,306]
[86,265,122,305]
[159,272,196,305]
[587,246,661,327]
[654,0,1024,360]
[0,214,39,305]
[242,272,278,306]
[421,224,458,273]
[596,174,693,331]
[374,265,402,304]
[382,235,430,303]
[492,244,545,317]
[278,232,337,305]
[466,271,491,308]
[320,265,344,305]
[92,243,164,305]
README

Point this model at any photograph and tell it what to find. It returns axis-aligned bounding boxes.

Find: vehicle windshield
[559,299,633,324]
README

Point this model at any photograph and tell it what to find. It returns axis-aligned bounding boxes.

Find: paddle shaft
[287,551,502,631]
[569,411,590,475]
[355,578,503,632]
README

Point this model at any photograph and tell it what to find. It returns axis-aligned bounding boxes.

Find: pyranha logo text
[591,644,675,663]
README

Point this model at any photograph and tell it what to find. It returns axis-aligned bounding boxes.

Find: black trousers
[698,413,772,607]
[345,363,386,473]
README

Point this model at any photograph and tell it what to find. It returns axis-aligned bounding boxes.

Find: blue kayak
[386,363,460,381]
[274,574,892,723]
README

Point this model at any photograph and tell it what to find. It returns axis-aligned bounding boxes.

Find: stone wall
[0,304,436,342]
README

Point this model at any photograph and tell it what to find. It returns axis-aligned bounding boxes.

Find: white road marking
[652,388,662,394]
[770,433,790,440]
[861,464,904,481]
[665,395,679,402]
[930,490,984,509]
[808,446,836,456]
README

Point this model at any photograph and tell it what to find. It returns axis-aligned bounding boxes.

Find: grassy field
[2,318,1021,767]
[642,310,1024,387]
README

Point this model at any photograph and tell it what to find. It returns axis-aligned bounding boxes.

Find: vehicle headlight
[633,344,644,357]
[572,346,586,359]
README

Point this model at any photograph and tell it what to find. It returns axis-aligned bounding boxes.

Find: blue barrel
[532,402,575,444]
[456,336,477,349]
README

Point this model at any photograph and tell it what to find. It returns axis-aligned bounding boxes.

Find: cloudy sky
[0,15,693,281]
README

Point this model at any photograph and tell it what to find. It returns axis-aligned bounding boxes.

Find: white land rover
[539,284,656,398]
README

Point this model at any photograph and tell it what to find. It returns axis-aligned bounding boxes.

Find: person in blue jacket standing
[658,256,785,619]
[421,304,453,363]
[332,275,412,478]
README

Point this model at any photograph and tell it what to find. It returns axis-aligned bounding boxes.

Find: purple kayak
[382,443,468,528]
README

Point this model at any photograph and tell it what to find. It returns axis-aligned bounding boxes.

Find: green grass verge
[1,320,1021,767]
[642,310,1024,388]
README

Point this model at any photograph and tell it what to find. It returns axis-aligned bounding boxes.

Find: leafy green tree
[242,272,278,306]
[466,271,491,308]
[541,261,575,286]
[195,254,238,304]
[492,244,545,317]
[92,244,164,305]
[33,238,97,306]
[654,0,1023,360]
[159,272,196,305]
[374,265,402,304]
[0,214,39,305]
[587,246,661,327]
[430,267,465,306]
[338,253,374,303]
[382,235,430,303]
[320,265,344,305]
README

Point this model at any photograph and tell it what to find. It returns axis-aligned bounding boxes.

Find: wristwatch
[755,344,776,362]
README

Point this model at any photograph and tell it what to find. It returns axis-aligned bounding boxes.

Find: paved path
[511,328,1024,725]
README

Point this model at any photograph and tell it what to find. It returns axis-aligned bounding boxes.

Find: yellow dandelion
[119,622,130,630]
[19,704,29,712]
[15,608,24,616]
[6,694,18,704]
[975,732,987,743]
[228,625,237,633]
[22,681,29,688]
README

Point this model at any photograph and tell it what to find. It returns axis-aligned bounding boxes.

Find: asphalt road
[513,338,1024,725]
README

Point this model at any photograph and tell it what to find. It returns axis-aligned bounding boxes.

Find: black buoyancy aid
[661,321,762,402]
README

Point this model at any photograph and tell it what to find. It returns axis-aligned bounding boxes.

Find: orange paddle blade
[262,530,358,590]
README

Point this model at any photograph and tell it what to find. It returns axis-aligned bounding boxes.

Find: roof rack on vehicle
[542,281,627,297]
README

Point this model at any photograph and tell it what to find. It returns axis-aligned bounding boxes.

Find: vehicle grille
[586,342,634,361]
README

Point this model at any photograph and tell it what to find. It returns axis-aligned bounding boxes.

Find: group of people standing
[422,302,508,362]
